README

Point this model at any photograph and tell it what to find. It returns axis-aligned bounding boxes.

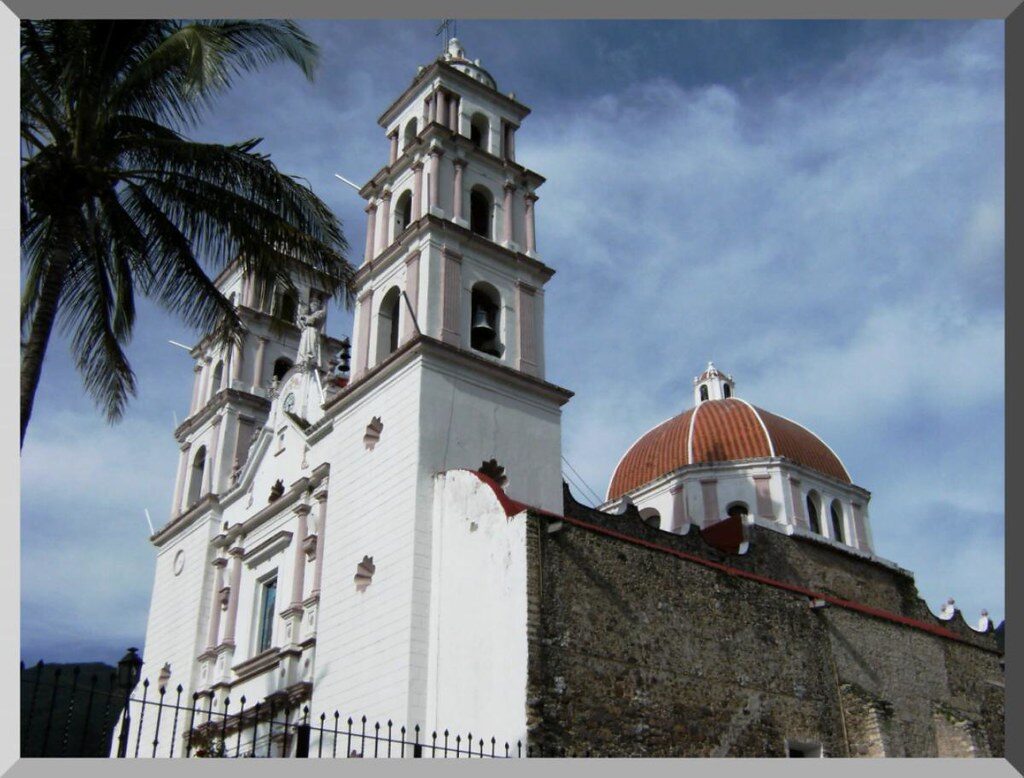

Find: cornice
[377,59,531,129]
[354,213,555,287]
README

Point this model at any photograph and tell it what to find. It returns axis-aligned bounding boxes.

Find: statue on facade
[296,297,326,369]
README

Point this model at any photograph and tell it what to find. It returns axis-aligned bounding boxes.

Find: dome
[607,397,850,500]
[442,38,497,90]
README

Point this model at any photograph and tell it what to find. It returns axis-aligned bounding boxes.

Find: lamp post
[115,648,143,758]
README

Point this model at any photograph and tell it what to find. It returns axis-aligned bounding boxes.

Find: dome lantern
[693,361,735,404]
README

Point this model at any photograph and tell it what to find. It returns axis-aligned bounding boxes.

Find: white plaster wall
[423,471,528,748]
[132,516,220,756]
[418,355,564,514]
[309,358,425,730]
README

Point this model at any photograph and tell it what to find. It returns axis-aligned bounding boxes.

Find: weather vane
[436,18,456,52]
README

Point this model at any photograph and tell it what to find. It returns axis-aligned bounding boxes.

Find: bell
[471,305,496,340]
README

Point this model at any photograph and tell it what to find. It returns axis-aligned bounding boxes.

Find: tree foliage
[21,20,352,444]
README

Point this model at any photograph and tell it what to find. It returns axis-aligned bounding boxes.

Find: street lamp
[115,647,143,757]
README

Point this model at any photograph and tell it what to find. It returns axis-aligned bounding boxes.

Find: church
[131,38,1004,758]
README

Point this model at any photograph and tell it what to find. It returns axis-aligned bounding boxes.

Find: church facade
[132,39,1003,758]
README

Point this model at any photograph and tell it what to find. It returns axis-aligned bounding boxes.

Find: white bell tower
[309,37,572,737]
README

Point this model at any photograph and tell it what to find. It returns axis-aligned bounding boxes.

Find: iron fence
[21,661,554,758]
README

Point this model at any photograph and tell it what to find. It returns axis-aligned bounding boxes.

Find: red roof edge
[445,470,997,655]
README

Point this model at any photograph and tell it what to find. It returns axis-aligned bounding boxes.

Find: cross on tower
[436,18,456,52]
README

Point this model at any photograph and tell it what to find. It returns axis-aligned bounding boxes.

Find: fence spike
[77,674,100,756]
[150,681,168,758]
[167,685,184,759]
[265,699,275,758]
[387,720,393,758]
[60,666,81,756]
[235,696,247,757]
[133,678,150,758]
[40,666,62,757]
[185,692,200,757]
[218,696,230,758]
[23,661,45,754]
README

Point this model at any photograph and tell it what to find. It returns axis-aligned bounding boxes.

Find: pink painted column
[516,282,538,375]
[189,363,203,414]
[388,132,399,165]
[428,147,444,214]
[448,94,459,132]
[412,161,424,220]
[290,505,311,607]
[524,192,538,254]
[171,445,189,517]
[252,336,267,391]
[363,202,377,263]
[403,251,421,343]
[441,248,462,345]
[670,485,686,532]
[435,90,448,128]
[311,489,328,597]
[700,479,719,525]
[353,289,374,378]
[502,181,516,246]
[221,546,245,646]
[789,477,805,528]
[204,417,222,495]
[230,337,244,385]
[205,557,228,650]
[377,191,392,254]
[201,357,214,405]
[452,159,466,222]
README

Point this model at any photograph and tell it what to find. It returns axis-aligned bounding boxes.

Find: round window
[173,549,186,576]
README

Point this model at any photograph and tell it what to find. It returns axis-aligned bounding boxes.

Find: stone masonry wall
[524,487,1003,757]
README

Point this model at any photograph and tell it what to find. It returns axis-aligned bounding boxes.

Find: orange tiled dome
[607,398,850,500]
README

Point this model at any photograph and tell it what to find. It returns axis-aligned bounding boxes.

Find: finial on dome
[692,361,735,405]
[446,36,465,61]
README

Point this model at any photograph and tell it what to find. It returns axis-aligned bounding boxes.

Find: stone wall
[524,486,1003,757]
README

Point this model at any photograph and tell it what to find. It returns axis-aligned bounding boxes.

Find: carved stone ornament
[268,479,285,503]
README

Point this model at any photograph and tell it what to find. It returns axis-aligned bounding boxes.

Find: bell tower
[348,36,551,385]
[310,37,572,736]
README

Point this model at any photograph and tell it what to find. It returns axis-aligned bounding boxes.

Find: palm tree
[20,20,353,446]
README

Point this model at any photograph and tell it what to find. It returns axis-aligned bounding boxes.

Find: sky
[20,20,1004,664]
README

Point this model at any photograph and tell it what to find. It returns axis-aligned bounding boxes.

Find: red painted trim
[554,513,994,651]
[451,470,997,653]
[462,470,530,518]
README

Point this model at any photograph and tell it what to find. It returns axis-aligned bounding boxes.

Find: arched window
[830,500,845,543]
[403,118,418,150]
[377,286,402,360]
[470,186,493,239]
[700,384,709,402]
[639,508,661,529]
[726,502,749,520]
[395,190,413,235]
[806,491,822,534]
[723,384,732,398]
[470,282,501,357]
[211,360,224,393]
[273,357,293,381]
[187,446,206,506]
[470,113,489,151]
[275,291,298,323]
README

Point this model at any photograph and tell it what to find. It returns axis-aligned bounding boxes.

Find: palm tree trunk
[20,240,70,448]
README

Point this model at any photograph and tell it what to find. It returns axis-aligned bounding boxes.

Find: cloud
[534,23,1003,620]
[20,21,1004,661]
